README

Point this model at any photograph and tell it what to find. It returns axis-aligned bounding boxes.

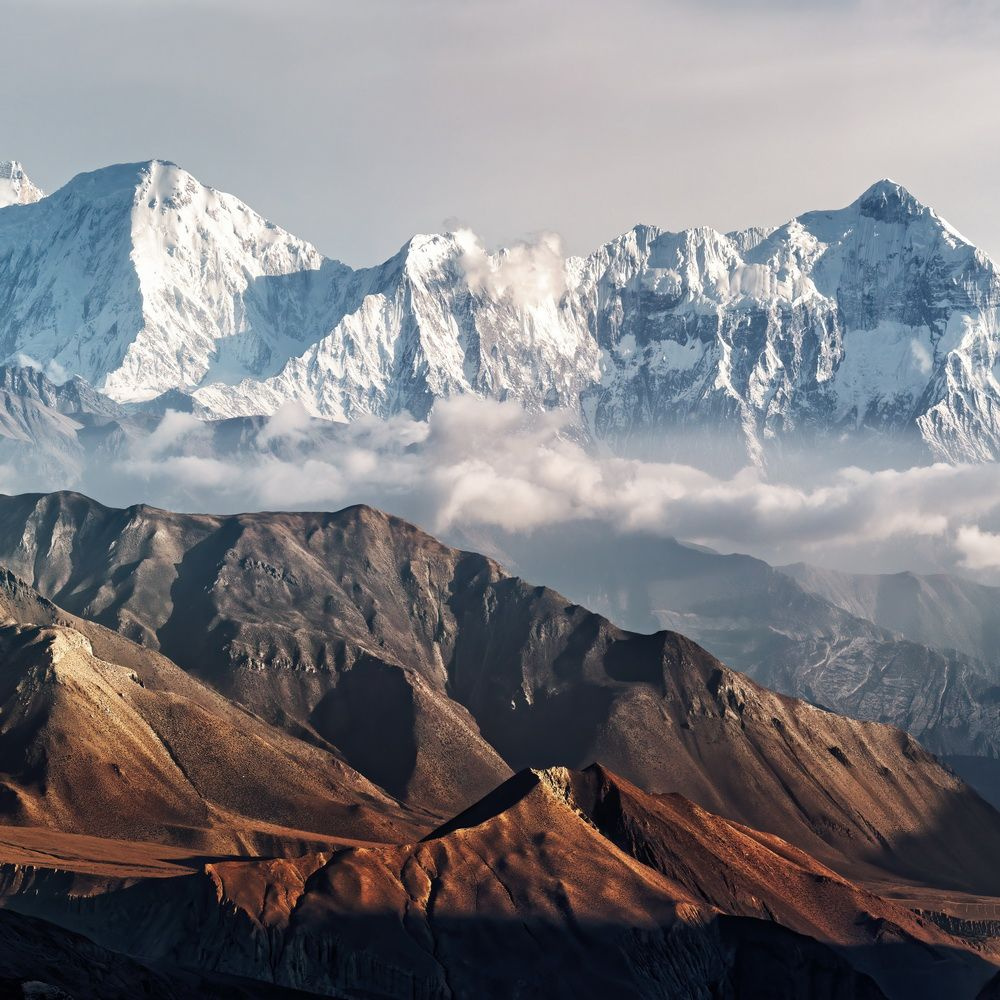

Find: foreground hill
[0,494,995,993]
[3,765,995,999]
[0,492,997,893]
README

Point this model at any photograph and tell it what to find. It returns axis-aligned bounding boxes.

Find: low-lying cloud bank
[59,395,1000,582]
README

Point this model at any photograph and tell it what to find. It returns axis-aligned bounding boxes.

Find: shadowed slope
[0,493,512,816]
[563,764,997,998]
[0,493,997,891]
[479,524,1000,761]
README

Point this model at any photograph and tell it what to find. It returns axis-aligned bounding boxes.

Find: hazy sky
[3,0,999,265]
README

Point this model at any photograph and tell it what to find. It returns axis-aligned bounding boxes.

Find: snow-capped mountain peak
[0,158,342,401]
[0,160,44,208]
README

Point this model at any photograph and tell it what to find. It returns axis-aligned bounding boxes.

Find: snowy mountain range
[1,158,999,464]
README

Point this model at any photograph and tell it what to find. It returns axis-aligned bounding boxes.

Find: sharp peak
[334,502,395,525]
[391,231,470,271]
[421,769,544,840]
[0,160,45,207]
[405,231,462,252]
[860,176,912,196]
[852,178,928,222]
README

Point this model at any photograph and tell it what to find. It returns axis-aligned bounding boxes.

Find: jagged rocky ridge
[0,767,906,1000]
[1,159,1000,463]
[2,766,998,999]
[0,492,998,893]
[482,524,1000,766]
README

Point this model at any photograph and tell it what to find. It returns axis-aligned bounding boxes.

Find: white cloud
[142,409,206,456]
[257,399,316,447]
[910,339,933,375]
[10,352,70,384]
[95,395,1000,580]
[955,524,1000,571]
[456,229,567,309]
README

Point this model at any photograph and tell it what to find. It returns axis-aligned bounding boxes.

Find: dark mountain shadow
[157,515,246,686]
[309,655,419,800]
[2,881,896,1000]
[195,258,361,386]
[866,779,1000,896]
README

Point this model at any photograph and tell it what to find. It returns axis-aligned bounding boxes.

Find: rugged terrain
[0,495,995,994]
[0,571,423,851]
[2,159,1000,464]
[780,561,1000,667]
[0,494,994,888]
[480,523,1000,774]
[3,150,1000,997]
[0,766,994,1000]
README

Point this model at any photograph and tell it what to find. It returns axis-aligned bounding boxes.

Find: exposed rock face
[0,493,997,892]
[0,497,993,994]
[780,561,1000,666]
[573,180,1000,465]
[1,767,925,999]
[11,765,1000,999]
[2,162,1000,464]
[561,765,997,998]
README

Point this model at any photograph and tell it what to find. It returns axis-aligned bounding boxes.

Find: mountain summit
[0,159,346,401]
[0,160,44,208]
[855,177,927,221]
[0,162,998,464]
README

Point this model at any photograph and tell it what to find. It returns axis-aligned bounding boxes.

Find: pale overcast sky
[3,0,998,265]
